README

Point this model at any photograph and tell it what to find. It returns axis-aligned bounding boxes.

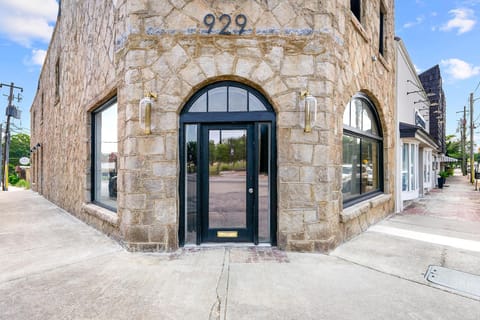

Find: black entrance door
[201,124,255,242]
[179,81,277,246]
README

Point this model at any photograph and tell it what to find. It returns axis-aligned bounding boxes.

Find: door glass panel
[185,125,198,244]
[208,87,227,112]
[402,144,409,191]
[208,129,247,228]
[258,124,270,242]
[229,87,248,112]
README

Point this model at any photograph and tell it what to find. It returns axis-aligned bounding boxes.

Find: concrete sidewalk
[1,186,480,319]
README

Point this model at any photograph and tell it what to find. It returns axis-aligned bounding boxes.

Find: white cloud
[22,48,47,69]
[403,16,425,28]
[31,49,47,66]
[440,8,476,34]
[441,58,480,80]
[0,0,58,47]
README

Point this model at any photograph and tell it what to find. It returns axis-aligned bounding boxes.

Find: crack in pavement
[209,248,231,320]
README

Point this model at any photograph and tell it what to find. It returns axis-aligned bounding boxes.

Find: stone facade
[30,0,396,252]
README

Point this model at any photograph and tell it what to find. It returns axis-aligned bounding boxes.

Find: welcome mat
[425,265,480,298]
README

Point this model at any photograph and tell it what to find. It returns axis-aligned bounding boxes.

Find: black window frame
[91,96,118,212]
[379,6,385,56]
[351,0,362,22]
[342,93,383,207]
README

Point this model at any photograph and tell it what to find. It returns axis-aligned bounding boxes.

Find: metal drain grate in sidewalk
[425,265,480,298]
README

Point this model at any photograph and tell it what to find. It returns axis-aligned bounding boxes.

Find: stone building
[30,0,396,252]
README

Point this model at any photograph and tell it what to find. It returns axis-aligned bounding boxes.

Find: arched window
[342,93,383,205]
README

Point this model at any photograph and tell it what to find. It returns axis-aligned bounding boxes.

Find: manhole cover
[425,265,480,298]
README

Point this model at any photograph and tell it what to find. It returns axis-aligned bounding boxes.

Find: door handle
[248,187,254,194]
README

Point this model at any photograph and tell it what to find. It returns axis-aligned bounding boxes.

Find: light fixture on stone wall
[139,92,157,135]
[300,90,317,133]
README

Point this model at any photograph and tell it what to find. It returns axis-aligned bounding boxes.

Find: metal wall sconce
[407,89,435,97]
[300,90,317,133]
[139,92,157,135]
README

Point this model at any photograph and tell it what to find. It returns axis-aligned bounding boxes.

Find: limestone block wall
[115,0,396,251]
[30,0,123,237]
[31,0,396,253]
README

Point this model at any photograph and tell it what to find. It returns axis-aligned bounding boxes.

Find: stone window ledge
[82,203,118,227]
[349,13,369,43]
[340,194,392,223]
[377,53,391,72]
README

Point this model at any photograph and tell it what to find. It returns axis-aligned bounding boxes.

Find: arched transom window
[342,93,383,205]
[187,83,269,113]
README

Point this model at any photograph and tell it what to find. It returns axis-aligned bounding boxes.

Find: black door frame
[201,124,255,242]
[179,81,277,246]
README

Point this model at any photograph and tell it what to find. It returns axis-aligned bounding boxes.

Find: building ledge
[349,13,369,43]
[82,203,118,227]
[340,194,392,223]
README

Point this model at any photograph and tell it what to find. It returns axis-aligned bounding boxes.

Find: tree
[3,133,30,182]
[445,134,461,160]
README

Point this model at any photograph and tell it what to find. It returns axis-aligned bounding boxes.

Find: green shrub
[8,174,19,185]
[15,179,30,189]
[446,167,454,176]
[439,171,449,178]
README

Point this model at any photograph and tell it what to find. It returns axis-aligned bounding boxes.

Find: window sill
[349,13,369,43]
[377,53,391,72]
[82,203,118,227]
[340,194,392,223]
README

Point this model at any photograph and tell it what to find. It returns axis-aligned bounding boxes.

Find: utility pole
[0,123,2,186]
[456,107,467,176]
[463,106,467,176]
[470,93,475,184]
[0,82,23,191]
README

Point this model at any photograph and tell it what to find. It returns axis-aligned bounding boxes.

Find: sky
[396,0,480,143]
[0,0,58,136]
[0,0,479,145]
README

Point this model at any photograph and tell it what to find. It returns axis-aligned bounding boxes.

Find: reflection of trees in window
[209,135,247,174]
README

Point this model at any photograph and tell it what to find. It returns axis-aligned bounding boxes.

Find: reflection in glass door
[202,126,254,242]
[208,129,247,229]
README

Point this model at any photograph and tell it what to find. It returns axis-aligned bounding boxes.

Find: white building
[395,37,439,212]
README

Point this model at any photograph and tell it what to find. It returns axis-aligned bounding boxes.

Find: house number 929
[203,14,247,35]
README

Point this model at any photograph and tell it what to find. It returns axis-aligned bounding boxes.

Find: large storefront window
[342,94,382,205]
[92,97,118,211]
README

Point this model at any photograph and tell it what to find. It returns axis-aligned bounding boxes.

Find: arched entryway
[179,81,277,246]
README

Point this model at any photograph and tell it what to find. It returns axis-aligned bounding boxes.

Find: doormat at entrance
[425,265,480,298]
